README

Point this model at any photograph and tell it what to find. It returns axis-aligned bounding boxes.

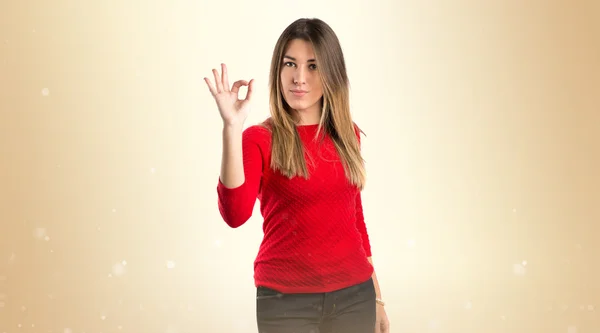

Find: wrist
[375,297,385,306]
[223,122,244,131]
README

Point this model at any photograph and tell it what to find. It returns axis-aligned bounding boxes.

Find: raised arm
[204,63,260,228]
[216,126,266,227]
[220,124,245,189]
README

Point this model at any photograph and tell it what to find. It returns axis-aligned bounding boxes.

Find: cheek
[313,84,323,98]
[312,78,323,93]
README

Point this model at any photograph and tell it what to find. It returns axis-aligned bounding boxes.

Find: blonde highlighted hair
[261,18,366,190]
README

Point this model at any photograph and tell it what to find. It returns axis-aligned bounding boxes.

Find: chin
[288,102,310,111]
[284,97,319,113]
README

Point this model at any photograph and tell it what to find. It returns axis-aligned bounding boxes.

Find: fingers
[231,79,254,101]
[205,64,252,99]
[221,63,230,92]
[204,77,217,96]
[245,79,254,101]
[212,68,223,93]
[231,80,249,94]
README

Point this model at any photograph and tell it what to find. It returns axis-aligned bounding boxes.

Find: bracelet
[375,298,385,306]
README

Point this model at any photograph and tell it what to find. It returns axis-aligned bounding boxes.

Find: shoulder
[242,119,272,145]
[243,124,270,137]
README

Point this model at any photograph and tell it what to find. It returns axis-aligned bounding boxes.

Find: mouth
[290,89,308,97]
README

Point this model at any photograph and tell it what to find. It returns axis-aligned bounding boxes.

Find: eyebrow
[283,55,316,62]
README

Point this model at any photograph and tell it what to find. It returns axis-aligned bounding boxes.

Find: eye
[309,64,318,70]
[283,62,295,67]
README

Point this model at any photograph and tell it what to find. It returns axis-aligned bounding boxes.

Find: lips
[291,89,308,97]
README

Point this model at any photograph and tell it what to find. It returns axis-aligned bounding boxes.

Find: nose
[293,66,307,85]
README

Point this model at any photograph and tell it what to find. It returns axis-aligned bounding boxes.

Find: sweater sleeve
[354,191,372,257]
[353,122,372,257]
[216,125,266,228]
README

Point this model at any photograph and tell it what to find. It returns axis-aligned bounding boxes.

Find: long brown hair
[262,18,366,190]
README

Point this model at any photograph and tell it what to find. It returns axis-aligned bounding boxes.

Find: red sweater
[216,121,374,293]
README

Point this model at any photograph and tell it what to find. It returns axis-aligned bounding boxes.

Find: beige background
[1,0,599,332]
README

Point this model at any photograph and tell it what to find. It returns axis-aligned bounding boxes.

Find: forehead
[284,39,315,59]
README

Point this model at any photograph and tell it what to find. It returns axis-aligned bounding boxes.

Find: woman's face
[280,39,324,120]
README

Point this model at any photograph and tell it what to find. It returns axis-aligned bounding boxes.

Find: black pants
[256,277,376,333]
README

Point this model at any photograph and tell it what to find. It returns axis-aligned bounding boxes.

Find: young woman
[204,18,390,333]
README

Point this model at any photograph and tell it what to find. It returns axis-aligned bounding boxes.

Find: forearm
[367,256,382,299]
[219,124,245,188]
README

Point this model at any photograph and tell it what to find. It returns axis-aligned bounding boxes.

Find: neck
[292,107,322,125]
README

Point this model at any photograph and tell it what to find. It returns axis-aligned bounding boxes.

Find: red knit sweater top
[216,121,374,293]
